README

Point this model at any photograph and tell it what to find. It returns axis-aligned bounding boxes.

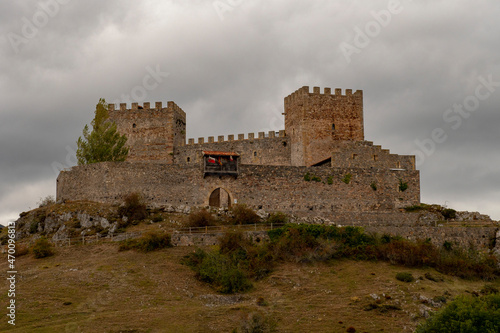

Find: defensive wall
[364,225,498,250]
[169,226,498,251]
[56,161,420,224]
[176,131,291,166]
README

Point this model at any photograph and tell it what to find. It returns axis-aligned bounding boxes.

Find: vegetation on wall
[404,204,458,221]
[399,178,408,192]
[342,173,352,184]
[76,98,129,165]
[183,223,500,294]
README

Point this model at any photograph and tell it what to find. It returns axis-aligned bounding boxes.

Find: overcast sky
[1,0,499,223]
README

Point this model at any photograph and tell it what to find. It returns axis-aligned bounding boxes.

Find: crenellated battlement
[285,86,363,104]
[187,130,286,146]
[108,101,184,113]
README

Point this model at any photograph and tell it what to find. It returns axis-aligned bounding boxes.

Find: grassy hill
[1,239,499,332]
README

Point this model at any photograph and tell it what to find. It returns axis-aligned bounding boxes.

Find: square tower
[284,86,364,166]
[107,101,186,163]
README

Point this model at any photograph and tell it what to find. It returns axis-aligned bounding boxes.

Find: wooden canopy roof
[202,151,240,157]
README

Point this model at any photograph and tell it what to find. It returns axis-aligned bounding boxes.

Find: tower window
[254,151,257,157]
[373,155,378,161]
[132,123,136,128]
[332,124,336,131]
[187,157,191,163]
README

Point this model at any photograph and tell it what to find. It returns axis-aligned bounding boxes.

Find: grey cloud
[1,0,499,220]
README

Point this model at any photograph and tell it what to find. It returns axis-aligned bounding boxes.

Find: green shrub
[151,214,163,223]
[396,272,414,282]
[311,175,321,182]
[29,221,39,234]
[398,179,408,192]
[229,204,260,225]
[32,237,55,259]
[327,176,334,185]
[16,244,29,257]
[187,209,217,227]
[416,294,500,333]
[370,181,377,191]
[437,247,500,280]
[38,195,55,208]
[425,272,444,282]
[195,251,252,294]
[267,212,289,225]
[441,208,457,220]
[218,231,250,255]
[443,241,453,251]
[271,227,320,260]
[380,234,393,244]
[404,203,434,212]
[304,172,311,181]
[119,231,172,252]
[31,209,47,233]
[378,239,439,267]
[481,285,499,295]
[342,173,352,184]
[118,193,148,223]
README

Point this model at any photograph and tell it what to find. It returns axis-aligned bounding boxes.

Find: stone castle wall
[175,132,291,166]
[169,227,497,251]
[330,141,416,170]
[57,161,420,224]
[364,225,497,250]
[285,87,364,166]
[107,101,186,163]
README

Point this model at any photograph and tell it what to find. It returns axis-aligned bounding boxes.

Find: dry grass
[0,242,498,332]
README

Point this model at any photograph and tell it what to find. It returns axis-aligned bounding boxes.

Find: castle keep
[57,86,420,224]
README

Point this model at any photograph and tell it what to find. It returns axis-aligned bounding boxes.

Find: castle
[57,86,420,224]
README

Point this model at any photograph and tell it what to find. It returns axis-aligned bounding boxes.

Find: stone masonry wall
[330,141,416,170]
[170,227,499,252]
[107,101,186,163]
[175,133,291,166]
[285,87,364,166]
[364,225,497,250]
[57,161,420,224]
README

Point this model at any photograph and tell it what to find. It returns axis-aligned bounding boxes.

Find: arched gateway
[208,188,231,208]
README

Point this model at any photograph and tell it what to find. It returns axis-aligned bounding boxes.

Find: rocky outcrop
[15,207,115,243]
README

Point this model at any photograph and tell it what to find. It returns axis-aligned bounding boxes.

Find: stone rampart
[57,161,420,224]
[364,225,498,250]
[176,135,291,166]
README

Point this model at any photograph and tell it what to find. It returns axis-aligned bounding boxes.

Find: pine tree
[76,98,129,165]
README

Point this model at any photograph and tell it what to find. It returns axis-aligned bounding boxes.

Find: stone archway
[208,188,231,208]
